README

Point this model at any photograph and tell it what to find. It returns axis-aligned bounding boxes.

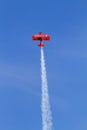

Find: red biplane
[32,32,50,47]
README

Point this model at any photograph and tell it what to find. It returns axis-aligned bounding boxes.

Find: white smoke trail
[41,47,53,130]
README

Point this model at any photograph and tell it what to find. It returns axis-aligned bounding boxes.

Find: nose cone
[39,32,43,35]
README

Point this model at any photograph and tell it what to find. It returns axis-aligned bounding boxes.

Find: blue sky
[0,0,87,129]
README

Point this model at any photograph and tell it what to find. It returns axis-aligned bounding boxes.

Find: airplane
[32,32,50,47]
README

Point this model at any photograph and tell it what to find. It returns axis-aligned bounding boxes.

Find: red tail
[38,42,44,47]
